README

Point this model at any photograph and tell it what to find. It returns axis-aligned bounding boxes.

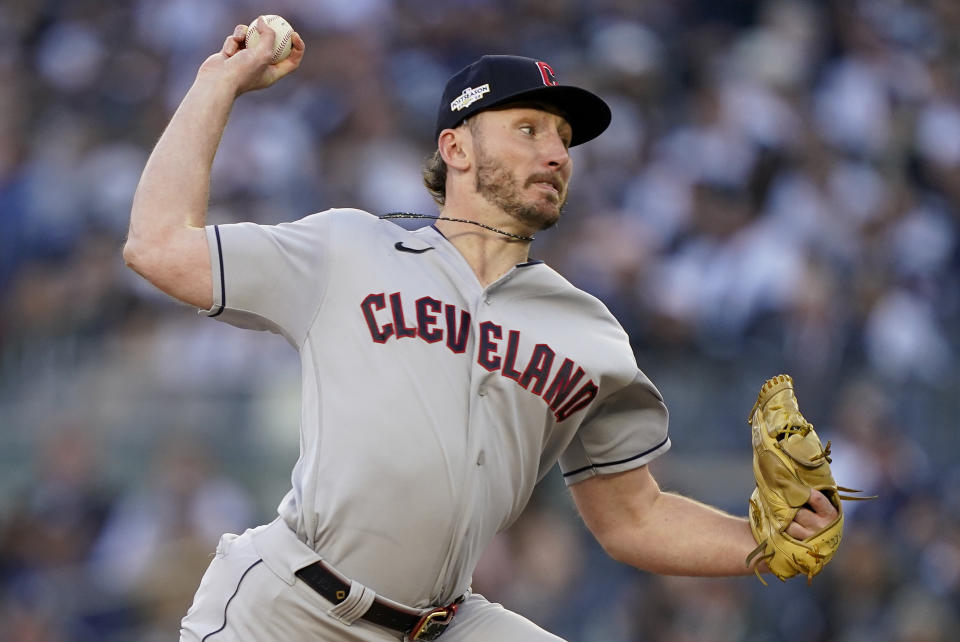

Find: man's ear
[438,127,471,172]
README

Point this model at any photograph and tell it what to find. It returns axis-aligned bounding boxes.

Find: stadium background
[1,0,959,640]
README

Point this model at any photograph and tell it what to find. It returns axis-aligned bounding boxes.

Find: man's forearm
[611,491,759,577]
[573,465,762,577]
[128,76,237,245]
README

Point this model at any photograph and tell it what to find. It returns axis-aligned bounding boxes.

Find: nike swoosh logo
[394,242,434,254]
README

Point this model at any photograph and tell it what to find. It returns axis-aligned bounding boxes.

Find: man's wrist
[187,68,247,109]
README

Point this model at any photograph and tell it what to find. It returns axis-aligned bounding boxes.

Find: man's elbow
[597,527,670,573]
[119,226,212,309]
[586,521,634,566]
[122,237,139,269]
[586,504,661,569]
[122,237,152,274]
[599,532,634,566]
[122,235,167,282]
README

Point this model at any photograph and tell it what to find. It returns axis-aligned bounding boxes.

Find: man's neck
[434,210,533,287]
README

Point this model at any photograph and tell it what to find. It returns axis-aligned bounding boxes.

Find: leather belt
[294,561,461,641]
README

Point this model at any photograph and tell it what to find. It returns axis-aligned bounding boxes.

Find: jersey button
[477,387,487,397]
[477,450,486,466]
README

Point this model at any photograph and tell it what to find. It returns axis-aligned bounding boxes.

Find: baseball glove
[745,374,873,584]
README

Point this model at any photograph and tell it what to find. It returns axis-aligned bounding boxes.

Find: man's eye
[520,125,534,136]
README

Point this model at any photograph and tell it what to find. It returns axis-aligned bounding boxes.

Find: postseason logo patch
[451,84,491,112]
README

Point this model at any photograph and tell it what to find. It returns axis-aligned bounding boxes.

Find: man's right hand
[198,17,306,96]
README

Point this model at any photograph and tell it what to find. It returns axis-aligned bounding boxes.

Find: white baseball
[244,15,294,64]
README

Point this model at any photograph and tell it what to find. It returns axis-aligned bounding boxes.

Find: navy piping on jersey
[201,559,263,641]
[210,225,226,317]
[562,435,670,478]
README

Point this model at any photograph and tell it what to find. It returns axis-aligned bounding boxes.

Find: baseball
[244,15,294,64]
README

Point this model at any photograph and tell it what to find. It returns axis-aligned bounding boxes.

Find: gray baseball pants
[180,519,563,641]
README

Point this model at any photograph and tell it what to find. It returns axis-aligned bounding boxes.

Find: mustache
[525,173,564,193]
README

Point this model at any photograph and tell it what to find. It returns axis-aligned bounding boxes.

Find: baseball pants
[180,519,564,641]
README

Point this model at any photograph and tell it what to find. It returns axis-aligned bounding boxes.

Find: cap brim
[475,85,611,147]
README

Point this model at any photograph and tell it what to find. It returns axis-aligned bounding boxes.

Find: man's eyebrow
[511,109,573,130]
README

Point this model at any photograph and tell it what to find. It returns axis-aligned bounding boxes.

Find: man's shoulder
[530,264,608,307]
[545,266,632,330]
[301,207,378,227]
[302,208,421,239]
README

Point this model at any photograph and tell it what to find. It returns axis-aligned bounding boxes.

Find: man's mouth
[528,176,563,195]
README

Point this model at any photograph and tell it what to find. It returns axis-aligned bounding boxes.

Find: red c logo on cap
[536,61,559,87]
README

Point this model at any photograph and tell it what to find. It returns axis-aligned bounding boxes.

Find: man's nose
[544,133,570,169]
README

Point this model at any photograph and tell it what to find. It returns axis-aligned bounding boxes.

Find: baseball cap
[434,55,611,147]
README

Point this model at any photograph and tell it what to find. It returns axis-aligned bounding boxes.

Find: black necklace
[380,213,535,242]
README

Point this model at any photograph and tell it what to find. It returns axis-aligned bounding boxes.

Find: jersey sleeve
[559,370,671,486]
[199,210,339,346]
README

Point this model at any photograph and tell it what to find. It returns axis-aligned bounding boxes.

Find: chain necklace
[380,213,535,242]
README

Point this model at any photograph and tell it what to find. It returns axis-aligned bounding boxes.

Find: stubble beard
[473,144,567,232]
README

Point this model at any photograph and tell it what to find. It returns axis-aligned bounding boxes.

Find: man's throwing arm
[124,19,305,308]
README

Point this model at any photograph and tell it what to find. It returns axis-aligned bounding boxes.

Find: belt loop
[327,579,377,625]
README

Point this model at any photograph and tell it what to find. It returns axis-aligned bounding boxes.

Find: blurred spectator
[87,436,254,637]
[0,427,112,641]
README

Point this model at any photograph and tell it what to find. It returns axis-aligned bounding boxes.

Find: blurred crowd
[1,0,959,640]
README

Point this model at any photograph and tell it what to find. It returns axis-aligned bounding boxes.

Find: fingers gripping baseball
[199,16,305,95]
[221,25,246,57]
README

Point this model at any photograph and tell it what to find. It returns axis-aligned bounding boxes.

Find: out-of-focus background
[1,0,959,640]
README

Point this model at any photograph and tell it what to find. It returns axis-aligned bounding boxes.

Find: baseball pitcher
[125,17,853,642]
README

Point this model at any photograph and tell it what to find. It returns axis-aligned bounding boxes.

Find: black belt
[294,561,461,641]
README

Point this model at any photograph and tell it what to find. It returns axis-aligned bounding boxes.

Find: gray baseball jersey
[201,208,670,609]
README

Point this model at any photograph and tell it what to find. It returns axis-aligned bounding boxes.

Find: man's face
[468,106,574,231]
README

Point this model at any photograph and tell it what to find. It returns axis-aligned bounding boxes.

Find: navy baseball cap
[435,55,611,147]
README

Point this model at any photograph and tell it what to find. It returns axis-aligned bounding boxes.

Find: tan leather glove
[745,374,873,584]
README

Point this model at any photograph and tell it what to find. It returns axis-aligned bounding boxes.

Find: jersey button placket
[477,289,493,396]
[437,292,489,595]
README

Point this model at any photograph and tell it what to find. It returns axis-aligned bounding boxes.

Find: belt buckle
[409,603,458,641]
